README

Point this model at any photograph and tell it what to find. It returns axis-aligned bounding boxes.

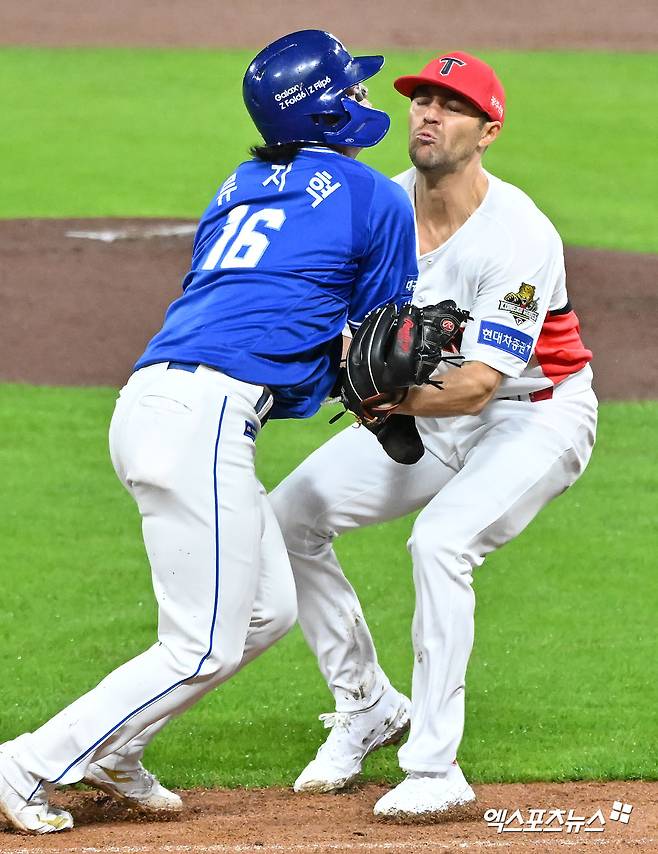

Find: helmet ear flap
[322,98,391,148]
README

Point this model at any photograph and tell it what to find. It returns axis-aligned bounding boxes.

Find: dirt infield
[2,0,657,50]
[1,218,655,399]
[0,781,655,853]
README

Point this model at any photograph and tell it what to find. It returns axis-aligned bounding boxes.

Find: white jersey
[394,168,593,398]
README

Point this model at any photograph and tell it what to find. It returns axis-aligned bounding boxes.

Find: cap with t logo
[394,51,505,124]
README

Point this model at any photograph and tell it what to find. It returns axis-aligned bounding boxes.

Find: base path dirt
[0,219,656,399]
[0,782,656,853]
[2,0,656,50]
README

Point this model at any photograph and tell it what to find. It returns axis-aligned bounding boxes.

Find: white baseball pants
[270,370,597,773]
[1,363,296,798]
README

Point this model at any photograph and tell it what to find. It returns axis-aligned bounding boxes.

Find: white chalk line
[1,837,655,854]
[66,224,196,243]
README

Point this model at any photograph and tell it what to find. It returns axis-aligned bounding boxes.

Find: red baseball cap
[394,51,506,124]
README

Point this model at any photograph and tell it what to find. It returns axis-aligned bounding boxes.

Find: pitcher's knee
[408,517,473,581]
[266,596,298,644]
[270,472,333,550]
[276,577,298,637]
[257,571,298,641]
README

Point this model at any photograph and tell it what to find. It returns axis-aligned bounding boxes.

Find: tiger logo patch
[498,283,539,326]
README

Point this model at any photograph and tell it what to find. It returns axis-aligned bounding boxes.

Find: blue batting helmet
[243,30,390,148]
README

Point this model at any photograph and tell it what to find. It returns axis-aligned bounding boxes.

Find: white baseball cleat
[0,771,73,834]
[84,761,183,812]
[373,762,475,819]
[293,688,411,793]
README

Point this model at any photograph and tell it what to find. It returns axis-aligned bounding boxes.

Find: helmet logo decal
[438,56,467,76]
[275,84,302,102]
[307,74,331,94]
[275,75,332,111]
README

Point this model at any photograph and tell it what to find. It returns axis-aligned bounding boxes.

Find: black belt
[166,362,273,425]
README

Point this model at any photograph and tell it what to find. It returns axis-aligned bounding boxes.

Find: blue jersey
[136,147,418,419]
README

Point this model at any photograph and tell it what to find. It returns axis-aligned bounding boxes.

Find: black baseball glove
[334,300,471,464]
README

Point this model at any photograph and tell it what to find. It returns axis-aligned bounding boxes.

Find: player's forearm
[398,361,503,417]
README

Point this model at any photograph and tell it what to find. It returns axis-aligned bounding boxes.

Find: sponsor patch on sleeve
[477,321,533,362]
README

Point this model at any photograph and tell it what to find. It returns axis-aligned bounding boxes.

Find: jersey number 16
[201,205,286,270]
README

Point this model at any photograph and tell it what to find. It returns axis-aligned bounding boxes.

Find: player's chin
[409,143,444,171]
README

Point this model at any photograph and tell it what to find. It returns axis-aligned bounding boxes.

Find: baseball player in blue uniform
[0,30,417,835]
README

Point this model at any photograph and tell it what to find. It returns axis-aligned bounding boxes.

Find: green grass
[0,385,656,786]
[2,47,657,251]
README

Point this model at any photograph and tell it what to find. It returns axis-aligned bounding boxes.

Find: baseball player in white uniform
[270,51,597,818]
